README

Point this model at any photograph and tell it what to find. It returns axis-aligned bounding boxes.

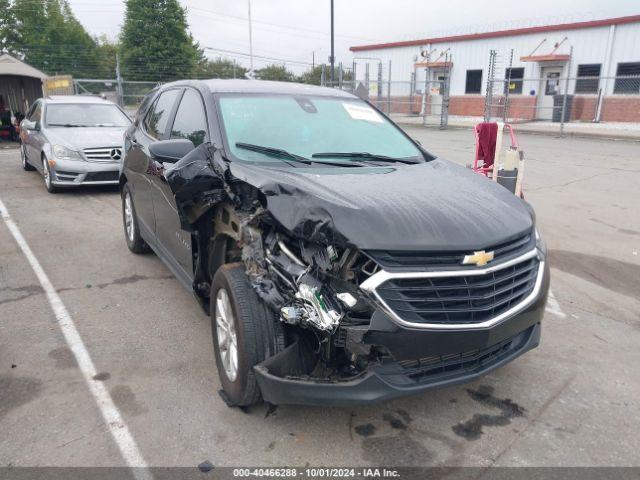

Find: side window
[29,102,42,121]
[170,90,208,146]
[143,89,181,139]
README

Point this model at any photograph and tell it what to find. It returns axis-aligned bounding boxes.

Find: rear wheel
[21,144,34,171]
[42,156,57,193]
[121,183,150,254]
[211,263,284,406]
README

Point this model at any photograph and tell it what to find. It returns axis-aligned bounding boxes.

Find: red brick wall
[570,96,598,121]
[507,96,537,120]
[372,96,422,115]
[601,96,640,122]
[383,94,640,122]
[449,95,484,116]
[447,95,537,119]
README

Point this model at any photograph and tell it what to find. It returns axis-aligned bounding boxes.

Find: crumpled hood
[45,127,127,150]
[229,158,533,251]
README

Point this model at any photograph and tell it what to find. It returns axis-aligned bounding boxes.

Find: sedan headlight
[53,145,83,161]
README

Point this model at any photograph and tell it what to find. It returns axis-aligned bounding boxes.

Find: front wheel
[121,183,150,254]
[42,156,57,193]
[211,263,284,406]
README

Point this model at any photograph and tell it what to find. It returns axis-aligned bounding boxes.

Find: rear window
[46,104,130,127]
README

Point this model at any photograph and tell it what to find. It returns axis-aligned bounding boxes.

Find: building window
[575,64,601,94]
[614,63,640,94]
[505,68,524,94]
[465,69,483,94]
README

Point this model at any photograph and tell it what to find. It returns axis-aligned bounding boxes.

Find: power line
[203,46,313,67]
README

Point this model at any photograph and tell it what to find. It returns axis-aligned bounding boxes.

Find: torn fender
[164,143,227,229]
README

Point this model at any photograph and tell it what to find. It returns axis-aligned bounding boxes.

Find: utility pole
[312,51,315,69]
[115,53,124,107]
[248,0,254,76]
[330,0,335,83]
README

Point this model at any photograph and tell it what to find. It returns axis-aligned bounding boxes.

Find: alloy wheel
[43,159,51,189]
[215,288,238,382]
[124,192,135,243]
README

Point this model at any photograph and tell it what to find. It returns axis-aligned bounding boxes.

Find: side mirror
[23,120,37,131]
[149,139,195,163]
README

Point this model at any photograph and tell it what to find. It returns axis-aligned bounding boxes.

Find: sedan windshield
[46,104,131,127]
[218,95,423,165]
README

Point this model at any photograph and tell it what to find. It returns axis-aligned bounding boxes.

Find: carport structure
[0,53,45,116]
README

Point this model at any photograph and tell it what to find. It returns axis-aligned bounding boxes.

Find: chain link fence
[73,79,159,113]
[323,65,640,136]
[486,74,640,128]
[72,70,640,137]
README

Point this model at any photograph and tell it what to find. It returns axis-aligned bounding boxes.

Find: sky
[68,0,640,74]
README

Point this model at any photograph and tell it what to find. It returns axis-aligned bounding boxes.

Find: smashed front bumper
[254,268,548,406]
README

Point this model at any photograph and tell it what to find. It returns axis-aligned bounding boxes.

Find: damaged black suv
[120,80,549,407]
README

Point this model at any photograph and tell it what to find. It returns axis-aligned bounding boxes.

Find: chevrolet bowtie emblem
[463,250,495,266]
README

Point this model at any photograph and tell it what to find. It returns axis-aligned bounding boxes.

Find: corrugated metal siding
[352,23,638,96]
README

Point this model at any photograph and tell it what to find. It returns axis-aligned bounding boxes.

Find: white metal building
[350,15,640,121]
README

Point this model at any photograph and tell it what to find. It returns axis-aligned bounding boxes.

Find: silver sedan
[20,95,131,193]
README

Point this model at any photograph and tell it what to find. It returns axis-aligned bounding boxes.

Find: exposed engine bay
[165,143,387,385]
[160,139,544,406]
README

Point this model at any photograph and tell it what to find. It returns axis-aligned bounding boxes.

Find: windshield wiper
[48,123,88,127]
[312,152,419,164]
[236,142,312,165]
[235,143,364,168]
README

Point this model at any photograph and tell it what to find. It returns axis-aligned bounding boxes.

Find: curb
[396,121,640,142]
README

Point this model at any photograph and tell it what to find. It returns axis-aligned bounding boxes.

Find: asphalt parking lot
[1,127,639,469]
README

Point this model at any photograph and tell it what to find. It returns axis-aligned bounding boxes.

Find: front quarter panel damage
[163,143,380,393]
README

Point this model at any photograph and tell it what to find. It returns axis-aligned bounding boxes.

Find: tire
[211,263,284,406]
[42,156,57,193]
[21,144,35,171]
[121,183,150,254]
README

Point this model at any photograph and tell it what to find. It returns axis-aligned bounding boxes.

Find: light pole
[248,0,254,75]
[330,0,335,83]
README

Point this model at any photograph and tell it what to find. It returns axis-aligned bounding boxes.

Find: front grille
[83,147,122,163]
[85,171,119,182]
[397,326,533,382]
[366,231,533,269]
[375,256,539,325]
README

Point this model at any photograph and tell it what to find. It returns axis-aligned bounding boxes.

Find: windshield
[46,104,131,127]
[218,95,423,164]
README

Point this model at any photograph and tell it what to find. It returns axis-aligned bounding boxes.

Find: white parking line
[546,289,567,318]
[0,197,152,479]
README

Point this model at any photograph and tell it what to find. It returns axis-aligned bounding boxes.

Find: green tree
[254,64,296,82]
[297,65,324,85]
[120,0,200,81]
[95,35,118,78]
[194,57,247,79]
[0,0,19,54]
[2,0,104,77]
[297,65,353,85]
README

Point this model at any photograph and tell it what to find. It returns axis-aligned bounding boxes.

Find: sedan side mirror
[149,139,195,163]
[23,120,37,131]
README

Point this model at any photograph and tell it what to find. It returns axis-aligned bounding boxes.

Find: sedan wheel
[124,192,135,243]
[215,288,238,382]
[42,157,57,193]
